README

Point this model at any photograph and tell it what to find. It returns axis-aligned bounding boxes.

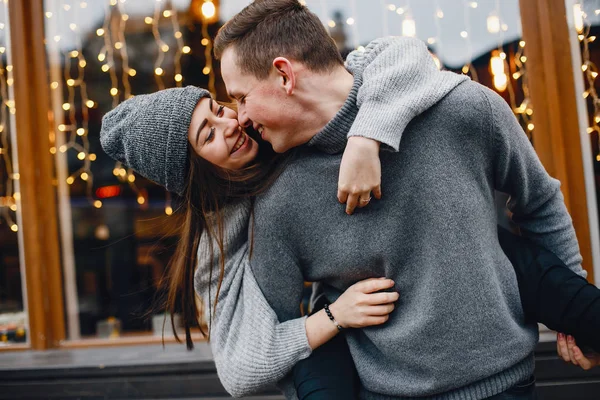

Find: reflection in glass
[0,0,27,347]
[44,0,531,341]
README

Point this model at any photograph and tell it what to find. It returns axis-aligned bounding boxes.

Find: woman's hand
[557,333,600,370]
[338,137,382,215]
[329,277,399,328]
[305,277,398,350]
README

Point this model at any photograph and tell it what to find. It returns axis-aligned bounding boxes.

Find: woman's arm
[195,202,398,397]
[339,37,468,214]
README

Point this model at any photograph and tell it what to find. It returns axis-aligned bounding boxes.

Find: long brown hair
[164,130,291,349]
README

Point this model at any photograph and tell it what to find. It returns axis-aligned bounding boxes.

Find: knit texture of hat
[100,86,211,195]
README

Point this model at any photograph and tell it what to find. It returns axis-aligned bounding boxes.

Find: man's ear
[272,57,295,95]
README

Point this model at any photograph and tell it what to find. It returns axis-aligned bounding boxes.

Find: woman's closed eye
[205,127,215,143]
[204,105,225,143]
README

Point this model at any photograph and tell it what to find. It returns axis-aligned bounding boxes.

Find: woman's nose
[223,119,239,137]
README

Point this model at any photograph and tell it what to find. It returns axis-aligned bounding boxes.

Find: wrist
[324,303,344,330]
[348,135,381,152]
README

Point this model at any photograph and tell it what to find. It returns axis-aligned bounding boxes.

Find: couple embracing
[101,1,600,399]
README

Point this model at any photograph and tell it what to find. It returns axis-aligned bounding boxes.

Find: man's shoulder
[437,79,491,113]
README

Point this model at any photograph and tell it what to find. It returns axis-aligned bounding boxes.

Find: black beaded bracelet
[324,303,343,331]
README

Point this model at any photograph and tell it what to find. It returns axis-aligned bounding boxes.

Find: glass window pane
[0,0,28,347]
[567,0,600,284]
[44,0,529,341]
[43,0,205,341]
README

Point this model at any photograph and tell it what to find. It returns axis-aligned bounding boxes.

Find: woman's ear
[272,57,295,95]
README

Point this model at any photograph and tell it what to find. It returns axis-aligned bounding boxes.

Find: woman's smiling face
[188,97,259,170]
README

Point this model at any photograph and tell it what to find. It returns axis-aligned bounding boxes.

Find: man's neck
[294,65,354,139]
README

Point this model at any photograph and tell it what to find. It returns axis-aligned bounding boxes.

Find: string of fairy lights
[0,0,18,233]
[41,0,216,219]
[574,2,600,163]
[487,0,534,138]
[0,0,536,232]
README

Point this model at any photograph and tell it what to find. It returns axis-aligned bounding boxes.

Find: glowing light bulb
[96,28,105,36]
[81,172,89,181]
[77,128,85,136]
[89,154,97,161]
[94,200,102,208]
[201,1,216,19]
[574,3,584,34]
[460,31,468,38]
[161,44,169,52]
[175,74,183,82]
[402,16,416,37]
[10,224,17,232]
[155,67,164,75]
[145,17,153,24]
[487,14,500,33]
[77,152,86,160]
[165,206,173,215]
[182,46,191,54]
[128,68,137,76]
[328,20,335,28]
[346,17,355,25]
[493,74,508,92]
[137,196,145,205]
[66,176,75,185]
[110,88,119,96]
[163,10,172,17]
[62,103,71,111]
[86,100,95,108]
[203,67,211,75]
[201,38,209,46]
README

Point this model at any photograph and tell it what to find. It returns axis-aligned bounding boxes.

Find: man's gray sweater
[250,43,584,398]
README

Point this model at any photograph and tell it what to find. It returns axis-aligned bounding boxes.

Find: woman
[101,39,599,399]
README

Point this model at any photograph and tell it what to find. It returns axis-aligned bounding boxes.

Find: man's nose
[237,107,252,128]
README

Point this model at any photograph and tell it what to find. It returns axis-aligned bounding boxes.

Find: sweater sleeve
[345,36,468,151]
[194,201,311,398]
[483,87,585,277]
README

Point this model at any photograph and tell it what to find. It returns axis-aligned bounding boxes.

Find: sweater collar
[306,73,362,154]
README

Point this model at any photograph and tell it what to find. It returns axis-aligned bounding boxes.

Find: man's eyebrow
[195,97,213,146]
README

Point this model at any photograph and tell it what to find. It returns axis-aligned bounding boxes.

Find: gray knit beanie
[100,86,211,195]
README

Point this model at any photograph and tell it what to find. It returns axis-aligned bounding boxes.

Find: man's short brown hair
[214,0,344,80]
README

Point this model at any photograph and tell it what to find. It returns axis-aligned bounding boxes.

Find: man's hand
[557,333,600,370]
[338,136,382,215]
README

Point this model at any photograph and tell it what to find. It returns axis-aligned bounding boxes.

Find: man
[214,0,591,398]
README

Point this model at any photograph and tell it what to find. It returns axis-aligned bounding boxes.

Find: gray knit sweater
[248,42,584,400]
[194,37,469,398]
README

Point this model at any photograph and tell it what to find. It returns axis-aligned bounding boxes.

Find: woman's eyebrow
[195,98,213,146]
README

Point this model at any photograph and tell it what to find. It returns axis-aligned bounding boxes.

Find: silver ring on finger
[360,196,372,204]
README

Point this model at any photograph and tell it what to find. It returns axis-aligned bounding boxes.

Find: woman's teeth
[231,134,246,153]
